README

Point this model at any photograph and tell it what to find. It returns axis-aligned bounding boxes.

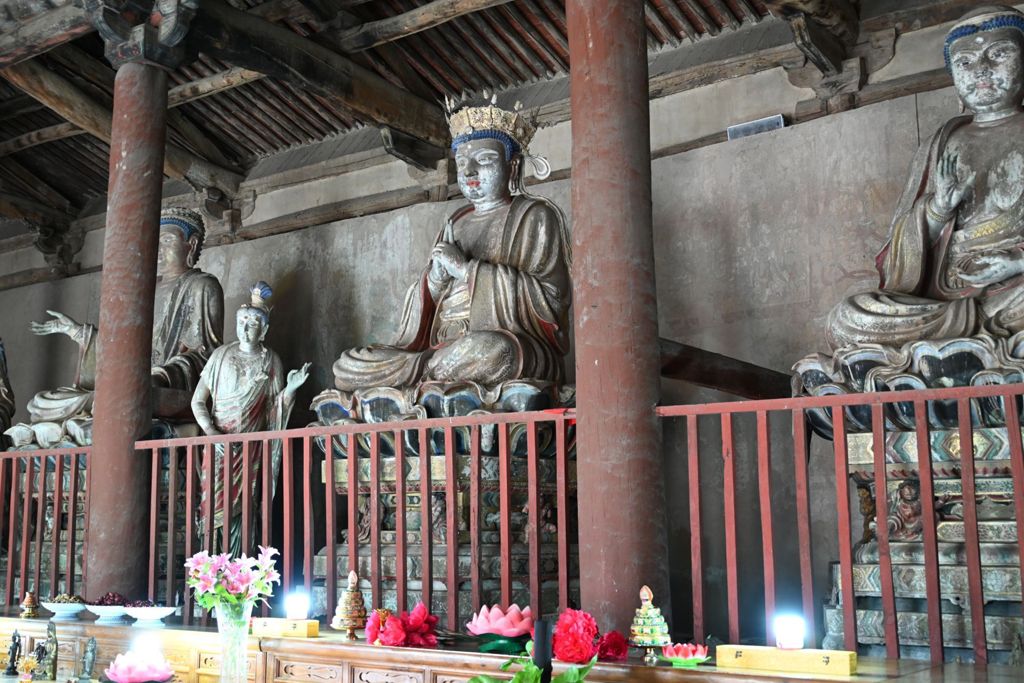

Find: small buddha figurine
[630,586,671,666]
[78,637,96,682]
[19,591,38,619]
[5,631,21,676]
[191,282,310,555]
[331,570,368,640]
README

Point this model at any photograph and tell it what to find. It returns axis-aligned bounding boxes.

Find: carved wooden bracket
[79,0,199,68]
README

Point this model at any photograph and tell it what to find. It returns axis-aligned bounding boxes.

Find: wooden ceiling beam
[0,94,44,122]
[0,59,241,195]
[0,4,93,70]
[168,67,266,107]
[0,158,73,212]
[765,0,858,44]
[0,123,85,158]
[190,0,447,147]
[0,190,70,227]
[336,0,514,52]
[680,0,720,36]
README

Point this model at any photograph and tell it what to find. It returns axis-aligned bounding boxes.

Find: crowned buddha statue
[322,98,572,423]
[6,208,224,447]
[795,6,1024,420]
[191,281,310,555]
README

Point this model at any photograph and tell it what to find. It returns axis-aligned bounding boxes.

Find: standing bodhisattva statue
[331,99,572,400]
[16,208,223,443]
[0,339,13,440]
[191,281,309,555]
[829,6,1024,348]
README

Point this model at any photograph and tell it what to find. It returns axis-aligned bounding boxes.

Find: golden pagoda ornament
[331,570,368,640]
[19,591,38,619]
[629,585,671,665]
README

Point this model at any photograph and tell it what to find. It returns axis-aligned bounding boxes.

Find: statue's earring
[186,237,200,268]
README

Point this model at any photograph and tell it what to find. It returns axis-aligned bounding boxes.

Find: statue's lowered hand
[958,252,1024,286]
[29,310,78,337]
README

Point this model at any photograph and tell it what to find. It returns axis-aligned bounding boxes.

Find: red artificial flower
[597,630,628,662]
[365,610,382,645]
[400,602,439,648]
[552,609,599,664]
[379,614,407,646]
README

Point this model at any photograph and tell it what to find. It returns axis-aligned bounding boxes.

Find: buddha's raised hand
[30,310,79,337]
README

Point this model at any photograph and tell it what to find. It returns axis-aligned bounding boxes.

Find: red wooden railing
[139,410,578,628]
[0,447,89,604]
[658,381,1024,665]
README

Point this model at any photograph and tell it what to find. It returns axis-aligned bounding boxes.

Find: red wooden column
[85,62,168,599]
[567,0,670,629]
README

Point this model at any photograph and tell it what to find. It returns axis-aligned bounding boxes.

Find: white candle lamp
[285,592,310,620]
[773,615,806,650]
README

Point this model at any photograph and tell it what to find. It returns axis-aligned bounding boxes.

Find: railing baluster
[370,432,381,611]
[20,456,33,601]
[222,439,232,554]
[498,422,512,608]
[555,417,569,614]
[469,424,482,615]
[395,430,407,614]
[526,421,541,621]
[241,439,251,557]
[444,425,458,630]
[261,438,271,617]
[301,436,313,593]
[871,403,899,658]
[687,414,704,643]
[722,413,739,644]
[419,427,432,611]
[184,445,195,624]
[913,399,943,663]
[149,449,159,602]
[755,411,775,644]
[956,398,986,663]
[6,457,19,604]
[832,408,857,652]
[791,410,815,641]
[68,453,79,597]
[345,432,356,593]
[283,436,298,595]
[33,455,45,599]
[1004,394,1024,644]
[166,447,179,609]
[50,454,63,599]
[203,443,213,626]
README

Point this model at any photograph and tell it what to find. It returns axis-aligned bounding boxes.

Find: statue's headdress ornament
[159,207,205,243]
[244,281,273,321]
[445,91,551,180]
[945,6,1024,69]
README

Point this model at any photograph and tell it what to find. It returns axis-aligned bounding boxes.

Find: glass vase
[215,601,253,683]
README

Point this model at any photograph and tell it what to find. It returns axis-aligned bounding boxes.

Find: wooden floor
[0,614,1020,683]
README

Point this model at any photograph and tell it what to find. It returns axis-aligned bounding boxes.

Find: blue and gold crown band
[448,103,535,161]
[944,8,1024,69]
[159,207,205,242]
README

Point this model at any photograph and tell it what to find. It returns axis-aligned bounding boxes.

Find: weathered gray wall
[0,87,959,641]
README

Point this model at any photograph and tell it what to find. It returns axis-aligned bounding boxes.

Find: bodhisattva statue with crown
[795,6,1024,434]
[191,282,310,555]
[4,208,224,448]
[316,97,572,427]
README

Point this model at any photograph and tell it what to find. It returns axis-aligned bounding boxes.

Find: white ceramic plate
[40,602,86,621]
[125,606,176,625]
[85,605,128,622]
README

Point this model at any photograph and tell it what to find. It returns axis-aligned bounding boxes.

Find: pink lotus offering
[466,604,533,637]
[103,650,174,683]
[661,643,709,668]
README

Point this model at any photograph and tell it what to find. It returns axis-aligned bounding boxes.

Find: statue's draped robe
[197,342,295,556]
[27,268,223,423]
[333,195,571,391]
[0,341,13,436]
[829,117,1024,349]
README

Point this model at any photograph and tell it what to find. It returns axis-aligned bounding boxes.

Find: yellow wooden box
[715,644,857,676]
[251,617,320,638]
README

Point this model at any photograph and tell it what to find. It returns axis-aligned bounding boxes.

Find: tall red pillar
[85,63,168,599]
[567,0,670,630]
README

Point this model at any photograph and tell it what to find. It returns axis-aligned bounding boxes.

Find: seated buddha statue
[330,100,572,414]
[9,208,224,446]
[828,6,1024,349]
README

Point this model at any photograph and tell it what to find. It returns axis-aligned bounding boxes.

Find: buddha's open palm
[30,310,79,337]
[934,150,975,214]
[285,362,311,395]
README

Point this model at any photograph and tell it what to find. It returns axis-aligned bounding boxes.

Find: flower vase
[215,601,253,683]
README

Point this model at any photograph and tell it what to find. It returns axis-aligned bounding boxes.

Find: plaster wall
[0,89,961,642]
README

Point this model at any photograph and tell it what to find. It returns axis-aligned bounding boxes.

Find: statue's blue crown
[159,207,205,242]
[944,10,1024,69]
